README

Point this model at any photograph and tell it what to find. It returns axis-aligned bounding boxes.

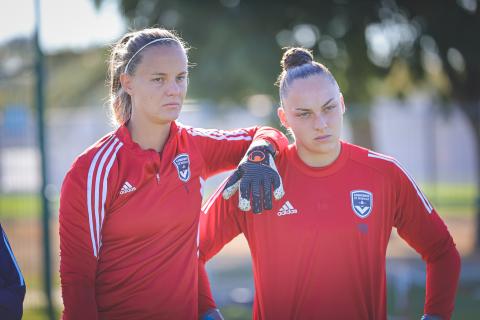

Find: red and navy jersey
[199,141,460,320]
[59,121,288,320]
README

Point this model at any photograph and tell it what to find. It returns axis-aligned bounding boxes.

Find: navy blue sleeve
[0,224,26,320]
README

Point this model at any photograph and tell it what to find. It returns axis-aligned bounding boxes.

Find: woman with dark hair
[199,47,460,320]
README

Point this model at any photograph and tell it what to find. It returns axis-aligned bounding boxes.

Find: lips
[314,134,331,141]
[162,102,181,108]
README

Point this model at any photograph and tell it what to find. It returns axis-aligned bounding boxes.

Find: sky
[0,0,126,52]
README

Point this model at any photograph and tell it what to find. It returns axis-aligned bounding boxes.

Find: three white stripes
[283,201,295,211]
[368,152,433,213]
[186,127,253,141]
[86,136,123,258]
[201,178,228,214]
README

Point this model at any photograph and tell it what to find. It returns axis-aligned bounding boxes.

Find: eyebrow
[151,71,188,76]
[294,98,335,111]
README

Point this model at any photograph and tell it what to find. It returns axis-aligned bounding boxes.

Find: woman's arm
[59,163,100,320]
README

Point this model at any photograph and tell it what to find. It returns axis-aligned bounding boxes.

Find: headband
[124,38,178,74]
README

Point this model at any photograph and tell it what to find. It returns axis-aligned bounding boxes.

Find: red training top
[59,121,288,320]
[199,142,460,320]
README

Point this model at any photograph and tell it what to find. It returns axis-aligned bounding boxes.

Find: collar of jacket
[115,121,179,156]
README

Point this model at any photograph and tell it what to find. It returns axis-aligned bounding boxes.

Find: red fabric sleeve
[198,261,217,317]
[190,126,288,178]
[424,245,461,319]
[59,163,99,320]
[199,179,244,262]
[198,180,246,314]
[251,126,289,157]
[392,165,460,319]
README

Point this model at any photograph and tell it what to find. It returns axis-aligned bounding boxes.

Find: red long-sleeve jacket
[59,121,288,320]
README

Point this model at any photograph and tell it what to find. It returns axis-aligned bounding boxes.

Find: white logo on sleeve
[119,181,136,195]
[277,201,298,216]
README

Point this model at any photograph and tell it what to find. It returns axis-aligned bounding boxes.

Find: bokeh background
[0,0,479,319]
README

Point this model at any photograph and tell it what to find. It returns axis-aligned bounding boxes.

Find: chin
[159,109,181,122]
[309,141,338,154]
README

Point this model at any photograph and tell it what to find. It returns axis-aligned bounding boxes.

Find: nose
[313,114,328,130]
[165,80,181,96]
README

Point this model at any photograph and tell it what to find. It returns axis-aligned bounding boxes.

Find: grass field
[23,308,61,320]
[0,183,477,219]
[423,183,478,217]
[0,193,58,219]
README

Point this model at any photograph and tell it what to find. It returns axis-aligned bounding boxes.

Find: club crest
[173,153,191,182]
[350,190,373,218]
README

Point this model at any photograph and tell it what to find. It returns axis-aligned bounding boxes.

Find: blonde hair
[107,28,188,126]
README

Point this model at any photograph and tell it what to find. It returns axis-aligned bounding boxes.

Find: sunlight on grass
[421,183,477,217]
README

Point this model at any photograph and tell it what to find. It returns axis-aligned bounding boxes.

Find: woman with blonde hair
[59,28,286,319]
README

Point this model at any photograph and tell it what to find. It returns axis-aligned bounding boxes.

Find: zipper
[153,160,160,185]
[153,151,161,185]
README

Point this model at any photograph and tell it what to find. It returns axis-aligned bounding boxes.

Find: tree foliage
[95,1,479,105]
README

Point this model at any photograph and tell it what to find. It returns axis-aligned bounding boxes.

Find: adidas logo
[119,181,136,195]
[277,201,298,216]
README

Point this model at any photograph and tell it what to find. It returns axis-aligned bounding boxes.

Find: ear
[340,94,346,114]
[277,106,290,128]
[120,73,134,96]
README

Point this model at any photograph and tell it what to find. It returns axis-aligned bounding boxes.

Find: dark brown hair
[276,47,339,101]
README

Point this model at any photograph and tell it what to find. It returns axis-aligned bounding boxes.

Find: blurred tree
[389,0,480,252]
[95,0,385,147]
[0,42,108,110]
[95,0,480,251]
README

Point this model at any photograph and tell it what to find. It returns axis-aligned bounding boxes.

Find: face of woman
[278,74,345,166]
[121,44,188,125]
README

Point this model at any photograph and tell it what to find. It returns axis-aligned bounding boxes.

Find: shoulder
[275,143,294,166]
[176,121,253,141]
[346,142,402,176]
[65,130,119,181]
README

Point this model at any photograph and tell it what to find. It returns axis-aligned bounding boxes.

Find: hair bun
[281,47,313,71]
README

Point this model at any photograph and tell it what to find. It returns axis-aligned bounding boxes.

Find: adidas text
[277,201,298,216]
[120,181,136,195]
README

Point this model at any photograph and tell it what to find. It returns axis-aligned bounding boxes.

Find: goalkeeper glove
[223,140,284,213]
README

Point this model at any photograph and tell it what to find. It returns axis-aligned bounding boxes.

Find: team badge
[173,153,191,182]
[350,190,373,218]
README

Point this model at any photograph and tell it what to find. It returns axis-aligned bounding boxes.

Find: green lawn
[23,307,61,320]
[0,194,59,219]
[0,194,41,218]
[0,183,477,219]
[422,183,478,217]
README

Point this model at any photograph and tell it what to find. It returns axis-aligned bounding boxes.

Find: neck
[127,118,172,152]
[296,141,342,167]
